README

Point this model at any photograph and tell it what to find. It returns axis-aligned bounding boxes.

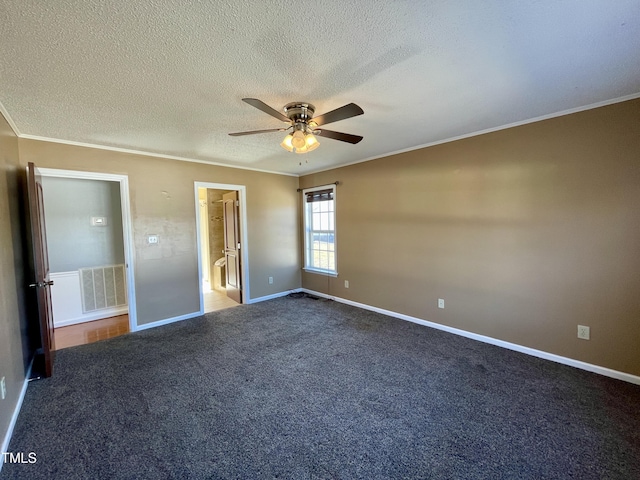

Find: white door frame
[38,168,138,332]
[194,182,250,313]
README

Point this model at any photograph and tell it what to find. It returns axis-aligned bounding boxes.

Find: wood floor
[54,315,130,350]
[54,289,240,350]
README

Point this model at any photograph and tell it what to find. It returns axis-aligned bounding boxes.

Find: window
[303,185,337,275]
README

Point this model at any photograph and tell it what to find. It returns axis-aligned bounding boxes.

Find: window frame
[302,184,338,276]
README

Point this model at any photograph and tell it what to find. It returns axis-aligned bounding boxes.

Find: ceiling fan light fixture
[290,129,320,154]
[233,98,363,154]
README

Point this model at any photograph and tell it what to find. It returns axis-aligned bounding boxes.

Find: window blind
[305,189,334,203]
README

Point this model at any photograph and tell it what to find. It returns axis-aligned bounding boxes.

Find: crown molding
[0,100,21,136]
[17,134,299,177]
[8,92,640,179]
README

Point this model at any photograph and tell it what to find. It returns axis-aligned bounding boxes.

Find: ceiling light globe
[280,134,294,152]
[291,130,306,149]
[305,133,320,152]
[305,133,318,147]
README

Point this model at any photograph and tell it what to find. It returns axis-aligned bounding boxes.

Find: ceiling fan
[229,98,364,154]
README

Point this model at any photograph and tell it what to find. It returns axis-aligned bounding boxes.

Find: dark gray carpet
[2,296,639,479]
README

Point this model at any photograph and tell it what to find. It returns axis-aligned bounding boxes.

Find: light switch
[148,235,159,245]
[91,216,107,226]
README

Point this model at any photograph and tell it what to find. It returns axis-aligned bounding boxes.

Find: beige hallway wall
[0,111,29,445]
[300,99,640,376]
[18,139,301,325]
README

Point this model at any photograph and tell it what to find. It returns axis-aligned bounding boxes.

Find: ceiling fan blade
[242,98,291,123]
[228,128,288,136]
[311,103,364,127]
[314,129,363,144]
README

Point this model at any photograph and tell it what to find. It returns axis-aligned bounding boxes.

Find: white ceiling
[1,1,639,176]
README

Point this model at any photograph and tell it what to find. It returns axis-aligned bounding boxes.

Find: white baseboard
[301,289,640,386]
[134,311,201,331]
[54,306,129,328]
[247,289,302,304]
[138,290,300,331]
[1,360,33,471]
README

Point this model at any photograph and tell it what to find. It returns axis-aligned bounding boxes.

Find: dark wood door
[27,162,55,377]
[223,191,242,303]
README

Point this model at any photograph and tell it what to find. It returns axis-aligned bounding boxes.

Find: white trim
[246,289,301,304]
[20,134,298,177]
[135,311,201,331]
[1,360,32,468]
[53,307,129,328]
[37,169,127,181]
[303,92,640,176]
[134,288,296,329]
[194,182,250,312]
[301,289,640,386]
[0,100,21,136]
[38,168,138,333]
[48,270,77,277]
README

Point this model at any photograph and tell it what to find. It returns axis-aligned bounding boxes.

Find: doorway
[195,182,249,313]
[38,169,137,348]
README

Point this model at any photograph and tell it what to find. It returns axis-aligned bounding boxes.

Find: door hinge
[237,242,241,250]
[235,200,239,207]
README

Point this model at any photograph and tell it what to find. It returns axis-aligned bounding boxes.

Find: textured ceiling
[1,1,639,176]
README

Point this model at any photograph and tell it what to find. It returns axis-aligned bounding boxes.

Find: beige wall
[18,139,301,325]
[300,99,640,376]
[0,112,30,445]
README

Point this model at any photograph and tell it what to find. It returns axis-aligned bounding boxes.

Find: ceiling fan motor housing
[283,102,316,126]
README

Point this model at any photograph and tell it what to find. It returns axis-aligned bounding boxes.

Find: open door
[27,162,55,377]
[223,191,242,303]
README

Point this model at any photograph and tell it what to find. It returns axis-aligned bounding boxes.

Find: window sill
[303,268,338,277]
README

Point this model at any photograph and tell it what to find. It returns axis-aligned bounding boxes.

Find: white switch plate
[148,235,159,245]
[1,377,6,400]
[344,280,349,288]
[577,325,590,340]
[268,276,273,284]
[91,216,107,226]
[438,298,445,309]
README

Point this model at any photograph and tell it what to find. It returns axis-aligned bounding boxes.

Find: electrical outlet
[438,298,445,309]
[268,276,273,285]
[1,377,6,400]
[577,325,590,340]
[148,235,159,245]
[344,280,349,288]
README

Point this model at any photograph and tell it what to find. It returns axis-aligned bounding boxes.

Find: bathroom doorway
[195,182,248,313]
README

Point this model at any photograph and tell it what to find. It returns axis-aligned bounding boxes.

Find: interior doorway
[195,182,249,313]
[38,169,137,349]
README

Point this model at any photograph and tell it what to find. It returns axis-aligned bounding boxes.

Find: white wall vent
[79,264,127,313]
